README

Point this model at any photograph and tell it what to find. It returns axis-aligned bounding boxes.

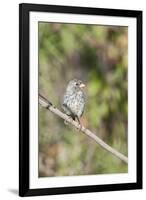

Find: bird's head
[66,79,85,93]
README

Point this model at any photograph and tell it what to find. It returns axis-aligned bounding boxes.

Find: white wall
[0,0,145,200]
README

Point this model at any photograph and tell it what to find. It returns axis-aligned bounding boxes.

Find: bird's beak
[79,83,86,88]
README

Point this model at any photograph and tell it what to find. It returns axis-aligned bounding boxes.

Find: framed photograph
[19,3,142,197]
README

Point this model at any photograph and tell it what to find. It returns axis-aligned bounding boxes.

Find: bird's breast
[63,91,85,117]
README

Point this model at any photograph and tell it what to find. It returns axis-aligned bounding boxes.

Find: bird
[62,79,86,128]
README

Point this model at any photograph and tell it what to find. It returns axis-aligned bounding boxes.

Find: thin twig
[39,94,128,164]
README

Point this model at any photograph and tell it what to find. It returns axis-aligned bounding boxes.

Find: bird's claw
[64,116,73,125]
[64,120,69,125]
[75,123,82,132]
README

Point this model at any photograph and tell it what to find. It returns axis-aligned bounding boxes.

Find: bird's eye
[75,82,79,86]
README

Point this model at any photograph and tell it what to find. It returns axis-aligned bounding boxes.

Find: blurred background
[38,22,128,177]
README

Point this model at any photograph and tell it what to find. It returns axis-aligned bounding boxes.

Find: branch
[39,94,128,164]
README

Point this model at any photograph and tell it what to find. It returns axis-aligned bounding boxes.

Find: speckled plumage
[62,79,86,122]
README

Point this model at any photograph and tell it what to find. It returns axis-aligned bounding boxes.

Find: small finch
[62,79,86,127]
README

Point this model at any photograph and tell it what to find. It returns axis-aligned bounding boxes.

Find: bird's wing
[62,103,76,120]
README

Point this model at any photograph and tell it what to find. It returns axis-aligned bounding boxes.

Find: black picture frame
[19,3,143,197]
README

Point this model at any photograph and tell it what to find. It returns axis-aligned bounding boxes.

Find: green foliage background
[39,22,128,177]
